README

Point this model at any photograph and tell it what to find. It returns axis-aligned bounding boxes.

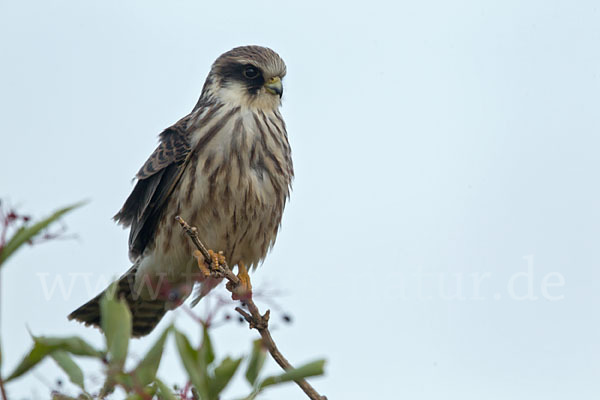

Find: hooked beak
[264,76,283,97]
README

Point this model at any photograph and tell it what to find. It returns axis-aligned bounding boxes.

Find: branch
[175,217,327,400]
[0,376,6,400]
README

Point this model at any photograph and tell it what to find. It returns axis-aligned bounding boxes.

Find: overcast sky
[1,0,599,399]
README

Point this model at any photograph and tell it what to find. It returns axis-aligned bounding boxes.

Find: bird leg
[193,247,251,300]
[227,261,253,301]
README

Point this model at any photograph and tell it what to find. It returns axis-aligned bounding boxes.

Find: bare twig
[175,216,326,400]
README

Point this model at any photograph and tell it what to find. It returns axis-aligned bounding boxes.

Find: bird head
[200,45,287,110]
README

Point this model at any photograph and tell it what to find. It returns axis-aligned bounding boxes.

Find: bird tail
[68,265,168,338]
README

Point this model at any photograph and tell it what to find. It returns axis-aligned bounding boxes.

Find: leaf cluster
[6,290,324,399]
[0,202,325,399]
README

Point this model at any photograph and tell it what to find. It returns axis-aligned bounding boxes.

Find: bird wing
[114,115,193,261]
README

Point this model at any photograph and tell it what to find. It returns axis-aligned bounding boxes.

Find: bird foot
[227,262,253,301]
[193,249,226,280]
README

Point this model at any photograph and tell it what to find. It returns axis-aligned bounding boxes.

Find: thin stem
[0,269,7,400]
[176,216,326,400]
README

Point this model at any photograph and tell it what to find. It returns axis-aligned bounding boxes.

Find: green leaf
[0,201,86,267]
[6,341,51,381]
[174,329,208,399]
[155,379,178,400]
[34,336,104,358]
[245,339,267,385]
[209,356,242,398]
[258,359,326,390]
[114,372,134,389]
[200,325,215,367]
[6,335,103,382]
[133,326,171,386]
[51,393,81,400]
[124,395,144,400]
[50,350,85,390]
[100,284,132,367]
[99,375,117,398]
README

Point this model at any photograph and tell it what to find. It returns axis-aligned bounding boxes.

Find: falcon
[69,46,293,337]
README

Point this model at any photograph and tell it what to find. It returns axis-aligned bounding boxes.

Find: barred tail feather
[68,266,168,338]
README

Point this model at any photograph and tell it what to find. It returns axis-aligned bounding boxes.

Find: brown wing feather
[114,116,192,261]
[136,121,191,180]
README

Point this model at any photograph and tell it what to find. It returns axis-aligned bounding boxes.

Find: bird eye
[243,65,260,79]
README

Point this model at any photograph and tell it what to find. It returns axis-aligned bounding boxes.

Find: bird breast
[151,104,293,278]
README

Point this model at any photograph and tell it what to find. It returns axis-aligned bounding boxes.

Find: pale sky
[1,0,599,399]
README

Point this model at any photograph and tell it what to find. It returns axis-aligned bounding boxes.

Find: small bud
[282,314,292,323]
[238,316,245,323]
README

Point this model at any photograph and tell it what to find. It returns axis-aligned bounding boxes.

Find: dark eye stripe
[218,62,265,95]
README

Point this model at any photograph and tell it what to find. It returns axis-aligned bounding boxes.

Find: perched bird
[69,46,293,337]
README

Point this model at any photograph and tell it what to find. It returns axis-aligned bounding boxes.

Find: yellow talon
[193,250,211,279]
[205,249,226,268]
[209,249,219,269]
[233,261,253,300]
[193,249,227,280]
[216,251,226,266]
